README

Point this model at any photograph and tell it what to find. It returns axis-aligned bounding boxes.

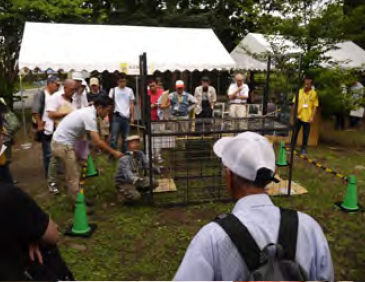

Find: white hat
[126,135,141,142]
[176,80,184,88]
[90,77,99,86]
[213,132,277,183]
[71,71,83,81]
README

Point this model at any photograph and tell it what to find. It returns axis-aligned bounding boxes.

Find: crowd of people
[5,70,362,281]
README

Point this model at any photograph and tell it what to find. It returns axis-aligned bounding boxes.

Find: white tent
[230,33,302,71]
[322,41,365,69]
[237,33,302,56]
[19,22,235,74]
[232,33,365,70]
[230,46,267,71]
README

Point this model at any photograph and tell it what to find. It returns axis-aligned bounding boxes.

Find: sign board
[119,63,154,75]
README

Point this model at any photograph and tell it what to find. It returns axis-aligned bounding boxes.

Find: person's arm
[311,220,334,281]
[211,87,217,109]
[228,85,242,100]
[130,89,135,123]
[89,131,122,158]
[46,95,67,120]
[174,224,216,281]
[47,111,68,120]
[41,218,60,244]
[309,92,319,123]
[130,102,135,124]
[238,84,249,100]
[187,94,197,112]
[8,187,60,264]
[117,156,138,183]
[32,91,44,131]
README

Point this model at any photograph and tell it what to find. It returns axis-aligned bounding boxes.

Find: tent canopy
[239,33,302,56]
[230,46,267,71]
[230,33,302,71]
[232,33,365,70]
[322,41,365,69]
[19,22,235,74]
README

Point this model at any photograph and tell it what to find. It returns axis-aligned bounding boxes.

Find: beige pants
[229,104,247,130]
[51,141,80,200]
[172,115,189,132]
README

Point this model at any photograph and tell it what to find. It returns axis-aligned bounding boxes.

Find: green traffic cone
[65,191,97,237]
[335,175,361,212]
[86,155,98,178]
[276,141,288,166]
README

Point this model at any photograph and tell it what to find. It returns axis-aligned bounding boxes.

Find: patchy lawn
[11,127,365,281]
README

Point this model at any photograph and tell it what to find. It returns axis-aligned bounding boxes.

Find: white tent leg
[19,75,32,150]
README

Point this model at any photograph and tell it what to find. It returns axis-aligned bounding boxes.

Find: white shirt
[109,86,135,118]
[72,90,89,109]
[228,83,249,104]
[53,106,98,146]
[174,194,334,281]
[41,89,54,135]
[45,92,75,135]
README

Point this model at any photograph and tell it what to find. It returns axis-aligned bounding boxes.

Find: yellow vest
[293,88,319,122]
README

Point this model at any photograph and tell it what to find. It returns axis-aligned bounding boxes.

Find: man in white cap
[115,135,159,204]
[71,71,89,109]
[228,73,249,130]
[174,132,334,281]
[168,80,197,132]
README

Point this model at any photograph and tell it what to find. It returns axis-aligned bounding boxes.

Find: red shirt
[148,88,163,121]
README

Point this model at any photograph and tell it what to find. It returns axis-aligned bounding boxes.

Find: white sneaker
[48,182,60,195]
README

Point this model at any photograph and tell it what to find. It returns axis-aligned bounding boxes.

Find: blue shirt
[174,194,334,281]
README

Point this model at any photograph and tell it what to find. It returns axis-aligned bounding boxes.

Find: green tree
[254,0,345,70]
[0,0,89,108]
[85,0,258,52]
[344,0,365,49]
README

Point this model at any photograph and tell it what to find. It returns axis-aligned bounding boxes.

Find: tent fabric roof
[322,41,365,69]
[19,22,235,73]
[230,46,267,71]
[232,33,365,70]
[230,33,301,71]
[239,33,302,56]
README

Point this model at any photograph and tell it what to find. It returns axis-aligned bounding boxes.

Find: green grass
[30,128,365,281]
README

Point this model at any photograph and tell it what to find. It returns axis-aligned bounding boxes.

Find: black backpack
[214,208,308,281]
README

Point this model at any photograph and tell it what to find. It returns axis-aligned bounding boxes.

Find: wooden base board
[266,175,308,196]
[154,178,177,193]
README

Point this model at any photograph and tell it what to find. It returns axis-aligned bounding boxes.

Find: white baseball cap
[176,80,184,88]
[126,135,141,142]
[214,132,278,184]
[71,71,84,81]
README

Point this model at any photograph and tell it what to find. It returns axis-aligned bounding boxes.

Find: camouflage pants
[116,177,159,204]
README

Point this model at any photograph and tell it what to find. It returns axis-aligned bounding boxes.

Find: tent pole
[135,76,140,136]
[288,53,303,196]
[19,74,32,150]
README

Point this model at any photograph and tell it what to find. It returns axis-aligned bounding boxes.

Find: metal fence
[145,116,290,206]
[137,52,302,206]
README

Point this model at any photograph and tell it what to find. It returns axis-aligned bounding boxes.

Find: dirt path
[10,141,51,200]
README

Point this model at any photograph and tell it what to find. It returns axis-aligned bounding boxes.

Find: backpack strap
[214,213,261,271]
[278,208,299,261]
